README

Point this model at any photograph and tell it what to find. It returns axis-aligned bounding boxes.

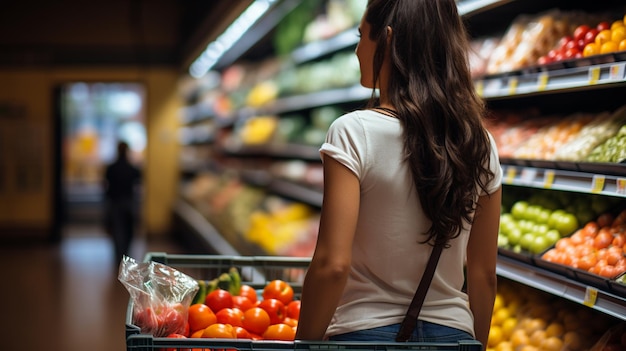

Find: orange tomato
[233,326,252,339]
[238,285,258,304]
[202,323,237,338]
[582,222,599,237]
[577,254,597,271]
[594,230,614,249]
[187,304,216,333]
[262,323,296,341]
[232,296,254,312]
[242,307,270,335]
[215,308,244,327]
[263,280,294,305]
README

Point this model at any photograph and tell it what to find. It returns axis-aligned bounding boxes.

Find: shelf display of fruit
[245,196,319,257]
[541,209,626,280]
[486,105,626,163]
[484,10,578,74]
[487,279,621,351]
[498,188,619,256]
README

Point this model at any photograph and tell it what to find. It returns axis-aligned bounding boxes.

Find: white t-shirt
[319,109,502,338]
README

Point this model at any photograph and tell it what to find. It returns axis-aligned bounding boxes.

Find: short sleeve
[319,113,365,179]
[482,132,502,195]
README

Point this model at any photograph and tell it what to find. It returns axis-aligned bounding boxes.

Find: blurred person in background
[296,0,502,346]
[104,141,142,264]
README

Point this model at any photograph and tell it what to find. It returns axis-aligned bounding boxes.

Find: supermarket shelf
[219,142,321,161]
[259,85,371,116]
[497,255,626,321]
[240,169,323,208]
[476,60,626,99]
[173,199,240,256]
[457,0,516,16]
[291,27,359,65]
[501,163,626,198]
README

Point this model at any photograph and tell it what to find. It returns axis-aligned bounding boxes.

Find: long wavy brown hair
[364,0,495,247]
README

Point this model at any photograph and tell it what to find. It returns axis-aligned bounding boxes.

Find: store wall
[0,67,181,240]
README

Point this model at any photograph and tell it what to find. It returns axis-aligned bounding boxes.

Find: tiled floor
[0,224,187,351]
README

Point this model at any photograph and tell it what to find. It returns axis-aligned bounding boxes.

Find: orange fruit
[529,330,547,347]
[619,39,626,51]
[601,41,619,54]
[540,337,564,351]
[596,30,613,46]
[612,20,625,30]
[612,27,626,43]
[511,329,530,348]
[187,303,217,333]
[487,326,503,348]
[545,322,564,338]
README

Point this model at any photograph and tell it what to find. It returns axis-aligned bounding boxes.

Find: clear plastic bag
[118,255,198,337]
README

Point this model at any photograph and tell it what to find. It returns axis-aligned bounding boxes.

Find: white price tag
[520,168,537,185]
[617,178,626,195]
[610,63,626,81]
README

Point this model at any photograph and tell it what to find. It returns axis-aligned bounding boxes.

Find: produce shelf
[496,255,626,321]
[291,26,359,65]
[258,85,371,116]
[219,142,321,161]
[476,60,626,99]
[501,163,626,198]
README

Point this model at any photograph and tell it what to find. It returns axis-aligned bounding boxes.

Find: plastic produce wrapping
[118,255,199,337]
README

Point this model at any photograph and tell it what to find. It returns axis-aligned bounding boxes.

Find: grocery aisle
[0,224,187,351]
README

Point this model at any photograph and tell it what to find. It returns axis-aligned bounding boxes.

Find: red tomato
[258,298,286,325]
[238,285,258,304]
[262,323,296,341]
[232,295,254,311]
[233,326,252,339]
[574,24,591,41]
[202,323,237,338]
[262,280,294,305]
[597,21,611,32]
[286,300,301,320]
[242,307,270,335]
[205,289,233,313]
[584,29,599,45]
[216,308,244,327]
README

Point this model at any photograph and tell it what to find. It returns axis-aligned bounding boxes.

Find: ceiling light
[189,0,277,78]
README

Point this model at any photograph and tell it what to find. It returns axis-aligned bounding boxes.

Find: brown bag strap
[395,242,444,342]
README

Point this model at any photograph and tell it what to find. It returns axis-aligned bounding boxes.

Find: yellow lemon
[501,317,518,339]
[492,308,511,326]
[488,326,503,348]
[529,330,547,347]
[511,329,530,348]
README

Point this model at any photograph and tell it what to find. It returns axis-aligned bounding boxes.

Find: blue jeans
[328,321,474,342]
